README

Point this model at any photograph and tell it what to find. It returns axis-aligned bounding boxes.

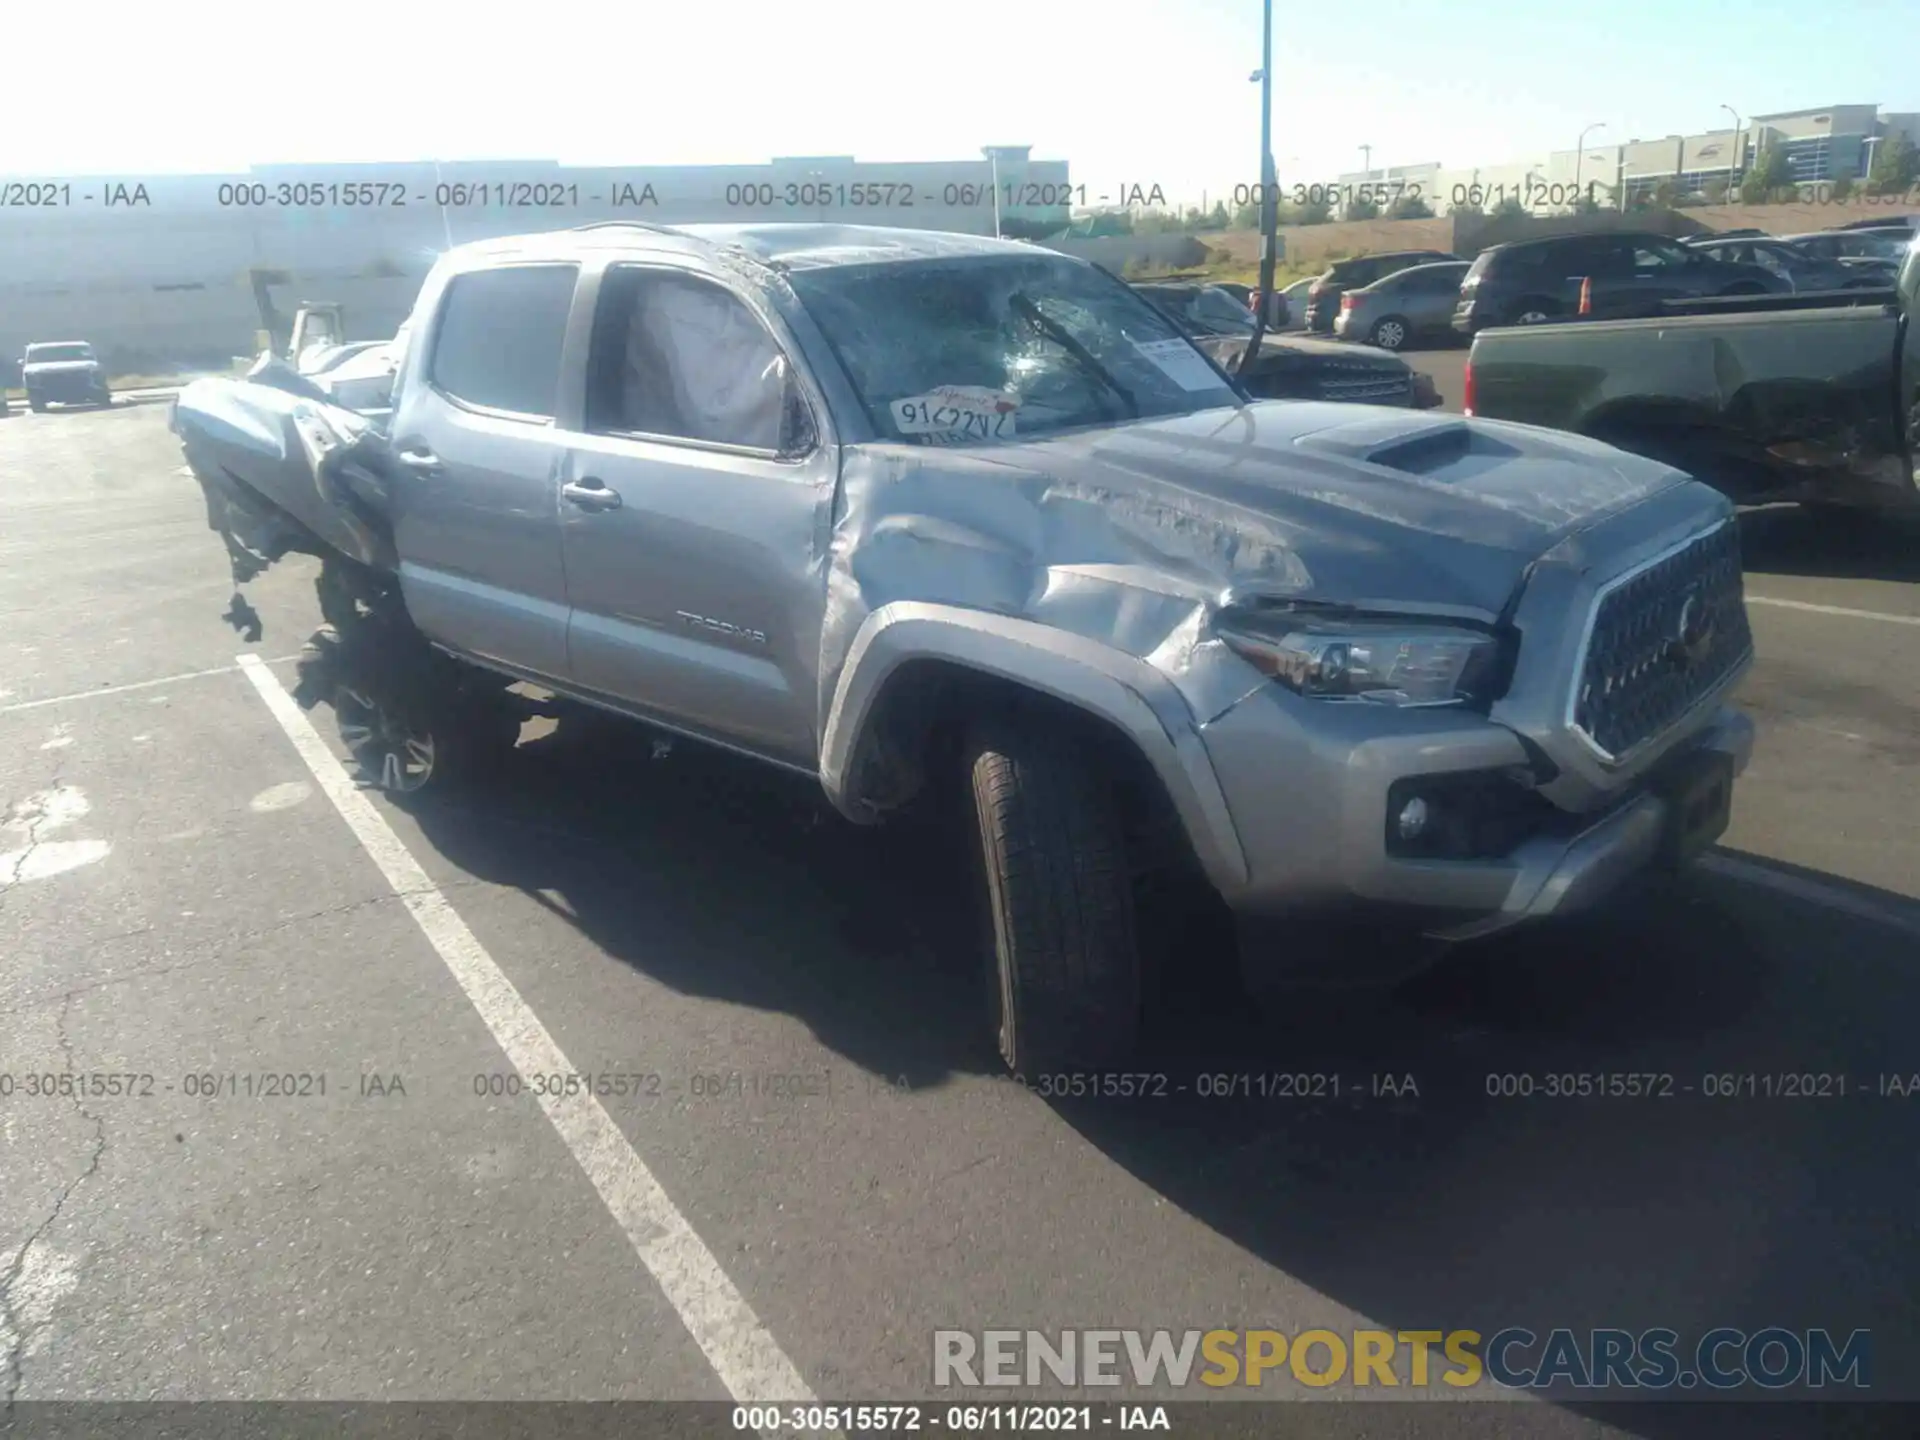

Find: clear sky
[9,0,1914,201]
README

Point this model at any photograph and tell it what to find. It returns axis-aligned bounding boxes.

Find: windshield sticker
[1130,337,1222,392]
[889,385,1019,442]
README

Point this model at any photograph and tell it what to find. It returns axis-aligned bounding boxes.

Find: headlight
[1217,617,1502,707]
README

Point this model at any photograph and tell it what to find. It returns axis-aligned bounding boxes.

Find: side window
[429,264,577,418]
[1749,247,1791,278]
[585,267,795,453]
[1581,239,1635,277]
[1630,239,1690,270]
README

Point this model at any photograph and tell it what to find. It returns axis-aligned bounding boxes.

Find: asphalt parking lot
[3,400,1919,1435]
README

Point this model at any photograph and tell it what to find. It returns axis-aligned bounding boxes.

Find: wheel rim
[1376,320,1405,349]
[335,686,436,792]
[1516,310,1550,325]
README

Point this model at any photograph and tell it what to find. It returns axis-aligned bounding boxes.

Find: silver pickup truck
[175,222,1757,1074]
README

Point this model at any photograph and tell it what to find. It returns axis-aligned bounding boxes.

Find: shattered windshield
[789,255,1241,446]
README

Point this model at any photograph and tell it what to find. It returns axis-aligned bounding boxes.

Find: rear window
[429,264,578,419]
[1463,250,1498,282]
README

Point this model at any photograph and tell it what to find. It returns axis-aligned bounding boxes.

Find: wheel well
[841,660,1199,876]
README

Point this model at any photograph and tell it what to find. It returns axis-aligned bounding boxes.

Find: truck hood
[977,402,1686,615]
[828,401,1701,722]
[24,361,101,376]
[1193,331,1407,372]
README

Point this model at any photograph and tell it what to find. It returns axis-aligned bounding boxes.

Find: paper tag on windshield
[889,386,1019,442]
[1131,337,1222,392]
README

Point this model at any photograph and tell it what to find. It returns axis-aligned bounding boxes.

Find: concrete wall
[1044,234,1213,272]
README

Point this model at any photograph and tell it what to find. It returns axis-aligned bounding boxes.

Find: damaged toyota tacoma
[174,222,1757,1073]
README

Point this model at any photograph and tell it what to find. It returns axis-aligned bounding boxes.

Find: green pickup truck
[1464,237,1920,514]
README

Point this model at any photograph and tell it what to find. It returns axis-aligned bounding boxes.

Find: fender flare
[819,602,1249,892]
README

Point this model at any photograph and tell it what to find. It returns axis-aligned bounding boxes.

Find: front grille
[1571,521,1752,762]
[1314,364,1413,404]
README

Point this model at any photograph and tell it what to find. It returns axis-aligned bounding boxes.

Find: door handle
[561,477,623,511]
[394,447,443,477]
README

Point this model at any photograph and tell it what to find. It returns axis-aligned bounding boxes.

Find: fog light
[1396,796,1431,841]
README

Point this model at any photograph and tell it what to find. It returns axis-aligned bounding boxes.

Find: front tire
[1369,316,1410,350]
[964,717,1142,1075]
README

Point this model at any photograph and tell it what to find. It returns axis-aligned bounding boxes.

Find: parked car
[1452,231,1784,335]
[1835,215,1917,232]
[1685,236,1896,292]
[21,340,112,411]
[173,221,1756,1072]
[1463,240,1919,514]
[1693,227,1769,240]
[1333,260,1472,350]
[1305,250,1459,333]
[1279,276,1316,330]
[1782,229,1916,265]
[1132,281,1438,407]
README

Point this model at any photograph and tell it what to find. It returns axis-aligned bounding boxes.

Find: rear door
[388,261,581,682]
[556,262,834,767]
[1400,264,1468,333]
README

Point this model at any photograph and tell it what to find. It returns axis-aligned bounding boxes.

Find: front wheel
[1369,316,1410,350]
[963,717,1143,1075]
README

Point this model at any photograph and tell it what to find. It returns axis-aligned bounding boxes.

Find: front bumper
[27,372,111,403]
[1197,678,1754,951]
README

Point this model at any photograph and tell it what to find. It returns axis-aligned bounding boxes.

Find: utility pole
[1240,0,1277,379]
[1361,143,1373,184]
[1720,105,1743,199]
[1576,122,1606,210]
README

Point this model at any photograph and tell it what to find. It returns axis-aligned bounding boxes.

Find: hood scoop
[1294,416,1512,479]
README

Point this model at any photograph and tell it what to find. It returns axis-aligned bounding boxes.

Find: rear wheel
[963,715,1143,1075]
[1369,316,1410,350]
[1509,299,1559,326]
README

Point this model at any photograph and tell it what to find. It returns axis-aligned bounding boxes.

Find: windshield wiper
[1009,293,1139,419]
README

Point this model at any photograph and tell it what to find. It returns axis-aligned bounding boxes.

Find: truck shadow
[303,627,1920,1433]
[1738,505,1920,585]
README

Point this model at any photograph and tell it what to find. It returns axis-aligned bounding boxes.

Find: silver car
[1334,261,1472,350]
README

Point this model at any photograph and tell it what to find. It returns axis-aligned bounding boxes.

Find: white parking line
[233,653,820,1414]
[1746,595,1920,627]
[0,656,304,715]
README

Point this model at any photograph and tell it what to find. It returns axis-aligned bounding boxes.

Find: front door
[557,263,833,768]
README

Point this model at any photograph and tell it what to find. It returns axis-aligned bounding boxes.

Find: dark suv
[1452,231,1784,334]
[1305,249,1458,333]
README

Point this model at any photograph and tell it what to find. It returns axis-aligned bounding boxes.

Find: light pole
[1575,123,1606,209]
[1719,105,1743,199]
[1240,0,1277,377]
[1360,143,1373,186]
[981,147,1002,238]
